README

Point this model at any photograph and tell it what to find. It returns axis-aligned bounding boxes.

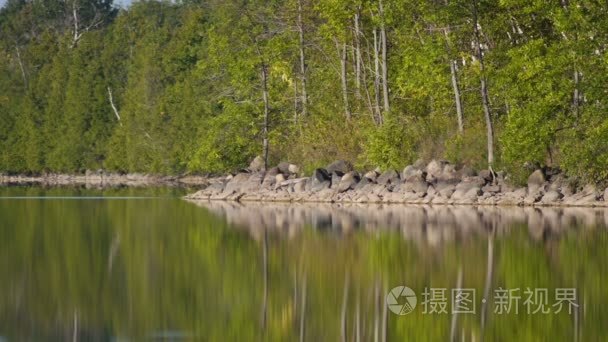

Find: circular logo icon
[386,286,417,315]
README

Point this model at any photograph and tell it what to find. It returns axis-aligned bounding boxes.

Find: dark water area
[0,187,606,341]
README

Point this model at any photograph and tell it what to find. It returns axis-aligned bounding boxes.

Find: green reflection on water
[0,187,606,341]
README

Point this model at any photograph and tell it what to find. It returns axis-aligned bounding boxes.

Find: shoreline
[0,173,210,187]
[185,158,608,208]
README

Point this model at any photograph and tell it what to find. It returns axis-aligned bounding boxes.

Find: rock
[85,169,94,177]
[562,184,599,205]
[275,173,286,184]
[331,171,345,189]
[326,160,353,174]
[482,184,501,193]
[293,179,307,193]
[288,164,300,175]
[496,187,527,206]
[277,162,291,174]
[312,168,330,183]
[311,168,331,192]
[401,174,428,194]
[426,160,446,178]
[364,170,379,182]
[604,187,608,201]
[451,177,485,200]
[354,176,373,191]
[527,169,546,193]
[540,190,562,204]
[337,171,360,193]
[223,172,251,194]
[248,156,265,172]
[402,165,417,179]
[479,169,493,182]
[377,170,399,185]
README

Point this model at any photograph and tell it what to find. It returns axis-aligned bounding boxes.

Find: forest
[1,0,608,183]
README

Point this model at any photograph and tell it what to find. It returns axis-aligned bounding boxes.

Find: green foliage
[1,0,608,180]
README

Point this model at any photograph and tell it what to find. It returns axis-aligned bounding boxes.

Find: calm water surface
[0,187,606,341]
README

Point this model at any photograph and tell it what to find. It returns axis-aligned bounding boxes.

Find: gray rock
[223,172,251,194]
[288,164,300,175]
[311,168,331,192]
[364,170,379,182]
[482,184,501,193]
[275,173,286,184]
[402,174,428,194]
[604,187,608,201]
[293,179,307,193]
[312,168,330,183]
[402,165,417,179]
[541,190,562,203]
[354,176,373,191]
[277,162,290,174]
[527,169,546,193]
[326,160,353,174]
[337,171,360,193]
[426,160,445,178]
[377,170,400,185]
[479,169,493,182]
[331,171,345,189]
[562,184,599,205]
[248,156,265,172]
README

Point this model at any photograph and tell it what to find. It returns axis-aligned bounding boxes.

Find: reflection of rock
[186,201,608,245]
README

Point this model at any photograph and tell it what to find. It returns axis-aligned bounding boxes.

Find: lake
[0,186,606,341]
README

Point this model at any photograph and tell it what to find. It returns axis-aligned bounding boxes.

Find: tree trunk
[444,28,464,133]
[473,2,494,166]
[379,0,390,114]
[373,28,382,123]
[337,41,351,120]
[261,63,270,169]
[14,45,27,88]
[107,87,122,126]
[450,60,464,133]
[354,9,362,99]
[297,0,308,117]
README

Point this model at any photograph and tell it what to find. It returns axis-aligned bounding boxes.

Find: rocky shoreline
[0,172,210,187]
[186,157,608,207]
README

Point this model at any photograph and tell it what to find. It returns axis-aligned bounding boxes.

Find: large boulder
[364,170,379,182]
[426,160,449,180]
[277,162,291,174]
[527,169,546,194]
[311,168,331,192]
[248,156,265,172]
[288,164,300,175]
[562,184,600,206]
[401,174,428,194]
[402,165,418,179]
[337,171,360,193]
[223,172,251,194]
[330,171,345,189]
[377,169,400,185]
[540,190,563,204]
[326,160,353,174]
